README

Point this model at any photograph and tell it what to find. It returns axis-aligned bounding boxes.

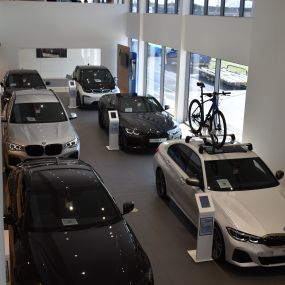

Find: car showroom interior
[0,0,285,284]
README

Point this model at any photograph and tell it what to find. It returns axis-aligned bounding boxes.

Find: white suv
[153,138,285,267]
[69,65,120,107]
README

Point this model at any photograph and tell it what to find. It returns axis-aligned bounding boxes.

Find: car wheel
[76,92,82,108]
[212,223,225,262]
[98,110,104,129]
[156,169,167,199]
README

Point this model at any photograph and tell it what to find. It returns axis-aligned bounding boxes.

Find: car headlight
[64,137,79,149]
[112,86,120,93]
[125,128,140,136]
[226,227,262,244]
[7,142,24,151]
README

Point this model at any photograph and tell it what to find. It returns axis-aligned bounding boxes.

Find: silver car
[2,89,80,169]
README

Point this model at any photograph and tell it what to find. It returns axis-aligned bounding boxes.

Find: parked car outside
[2,89,79,170]
[5,158,154,285]
[98,93,182,150]
[153,139,285,267]
[0,69,49,107]
[67,65,120,107]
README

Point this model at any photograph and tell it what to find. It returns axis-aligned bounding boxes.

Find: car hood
[212,185,285,236]
[81,81,115,91]
[6,121,77,145]
[28,221,150,285]
[120,112,178,133]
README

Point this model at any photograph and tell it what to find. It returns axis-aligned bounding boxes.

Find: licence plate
[149,138,167,143]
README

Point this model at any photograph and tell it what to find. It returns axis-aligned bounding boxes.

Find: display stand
[68,80,77,108]
[106,110,119,151]
[188,193,215,263]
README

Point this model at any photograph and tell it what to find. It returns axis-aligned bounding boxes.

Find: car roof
[14,89,59,104]
[165,139,258,161]
[7,69,40,75]
[77,65,108,70]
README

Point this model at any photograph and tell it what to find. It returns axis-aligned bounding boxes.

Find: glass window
[218,60,248,141]
[11,102,67,124]
[167,0,178,14]
[7,73,45,89]
[130,0,138,13]
[192,0,205,15]
[244,0,253,17]
[148,0,156,13]
[146,43,162,102]
[164,47,177,115]
[224,0,240,16]
[130,38,139,92]
[187,53,214,123]
[119,97,163,113]
[207,0,221,16]
[157,0,165,13]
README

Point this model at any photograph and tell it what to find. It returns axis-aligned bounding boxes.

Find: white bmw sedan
[153,139,285,267]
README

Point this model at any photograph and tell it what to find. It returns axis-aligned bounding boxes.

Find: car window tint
[7,74,45,89]
[119,97,163,113]
[168,144,190,171]
[205,157,279,191]
[10,102,67,124]
[185,152,202,179]
[81,69,114,84]
[27,169,121,231]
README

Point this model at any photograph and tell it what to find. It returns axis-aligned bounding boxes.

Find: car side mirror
[45,81,50,86]
[185,177,201,187]
[276,170,284,180]
[69,113,77,120]
[4,214,15,226]
[123,201,134,215]
[164,105,170,110]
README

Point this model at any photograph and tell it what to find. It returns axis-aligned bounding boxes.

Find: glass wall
[146,43,162,101]
[224,0,240,16]
[164,47,178,115]
[146,0,179,14]
[193,0,204,15]
[187,52,248,141]
[130,0,139,13]
[157,0,165,13]
[244,0,254,17]
[148,0,156,13]
[130,39,139,92]
[167,0,178,14]
[208,0,221,16]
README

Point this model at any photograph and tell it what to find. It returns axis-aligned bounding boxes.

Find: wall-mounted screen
[36,48,67,58]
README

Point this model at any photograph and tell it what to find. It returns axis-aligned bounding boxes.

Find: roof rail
[185,133,235,144]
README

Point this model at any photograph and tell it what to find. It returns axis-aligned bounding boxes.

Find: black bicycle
[188,82,231,149]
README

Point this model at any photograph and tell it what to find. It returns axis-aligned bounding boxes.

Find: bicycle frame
[199,93,219,127]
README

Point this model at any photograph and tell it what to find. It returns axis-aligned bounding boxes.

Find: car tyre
[212,223,225,262]
[76,92,82,108]
[156,168,167,199]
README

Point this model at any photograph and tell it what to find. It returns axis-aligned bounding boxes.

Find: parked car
[2,89,79,170]
[0,69,49,107]
[153,139,285,267]
[67,65,120,107]
[5,158,154,285]
[98,93,182,149]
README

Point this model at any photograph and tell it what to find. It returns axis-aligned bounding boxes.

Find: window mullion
[160,47,166,104]
[240,0,245,17]
[221,0,225,16]
[204,0,209,15]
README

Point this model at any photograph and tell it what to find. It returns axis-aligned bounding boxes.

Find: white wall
[0,2,128,76]
[243,0,285,172]
[18,49,101,79]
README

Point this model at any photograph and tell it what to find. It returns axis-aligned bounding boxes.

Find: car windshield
[10,102,67,124]
[119,97,164,113]
[26,169,122,231]
[81,69,114,84]
[7,73,45,89]
[205,157,279,191]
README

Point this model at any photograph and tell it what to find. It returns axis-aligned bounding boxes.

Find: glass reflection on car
[205,158,279,191]
[7,73,46,89]
[26,169,122,232]
[10,102,67,124]
[119,97,163,113]
[81,69,114,84]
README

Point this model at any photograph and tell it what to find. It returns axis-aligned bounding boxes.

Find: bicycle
[188,82,231,149]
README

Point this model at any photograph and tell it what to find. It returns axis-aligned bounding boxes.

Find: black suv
[5,159,154,285]
[1,69,48,106]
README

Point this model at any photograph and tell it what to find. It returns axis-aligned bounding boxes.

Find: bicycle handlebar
[202,91,231,97]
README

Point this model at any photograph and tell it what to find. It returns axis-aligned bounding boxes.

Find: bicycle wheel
[209,110,227,149]
[188,99,202,134]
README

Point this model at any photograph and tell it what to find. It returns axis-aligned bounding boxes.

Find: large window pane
[208,0,221,16]
[146,43,162,101]
[193,0,204,15]
[224,0,240,16]
[244,0,253,17]
[218,61,248,141]
[130,0,138,13]
[164,47,177,116]
[187,53,214,123]
[167,0,178,14]
[148,0,156,13]
[130,39,139,92]
[157,0,165,13]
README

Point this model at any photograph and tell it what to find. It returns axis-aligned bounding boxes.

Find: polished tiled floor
[58,92,285,285]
